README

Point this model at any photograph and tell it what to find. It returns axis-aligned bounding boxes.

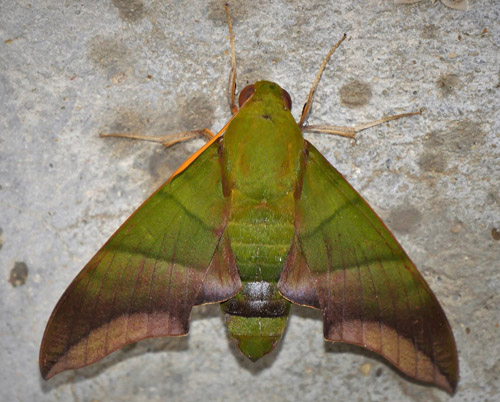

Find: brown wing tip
[40,363,58,381]
[445,377,458,395]
[38,311,192,380]
[39,363,51,380]
[39,351,71,380]
[39,342,56,380]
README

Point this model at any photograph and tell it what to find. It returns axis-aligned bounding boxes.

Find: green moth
[40,5,458,394]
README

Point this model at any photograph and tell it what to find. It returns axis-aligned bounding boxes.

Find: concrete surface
[1,0,499,401]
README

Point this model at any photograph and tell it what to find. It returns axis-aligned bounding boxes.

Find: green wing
[40,140,241,379]
[278,142,458,393]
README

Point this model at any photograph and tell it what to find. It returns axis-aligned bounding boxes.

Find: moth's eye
[281,89,292,110]
[238,84,255,107]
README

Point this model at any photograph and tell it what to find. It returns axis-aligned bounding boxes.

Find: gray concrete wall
[1,1,498,401]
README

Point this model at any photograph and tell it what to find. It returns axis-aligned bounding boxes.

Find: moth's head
[238,81,292,111]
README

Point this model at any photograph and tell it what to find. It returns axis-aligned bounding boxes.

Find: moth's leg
[299,34,347,128]
[301,109,422,139]
[100,128,216,149]
[224,4,238,116]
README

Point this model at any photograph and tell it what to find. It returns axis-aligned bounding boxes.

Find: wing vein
[353,248,366,346]
[339,234,346,340]
[413,270,438,382]
[182,244,190,317]
[323,235,332,319]
[362,248,383,350]
[371,244,401,366]
[147,233,167,334]
[104,247,135,353]
[165,233,177,333]
[61,257,98,367]
[396,257,418,377]
[124,258,146,342]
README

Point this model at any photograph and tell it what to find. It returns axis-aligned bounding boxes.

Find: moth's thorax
[222,81,304,202]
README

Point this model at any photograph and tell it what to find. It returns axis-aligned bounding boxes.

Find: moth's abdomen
[222,281,288,317]
[221,191,295,360]
[228,220,293,281]
[221,281,290,361]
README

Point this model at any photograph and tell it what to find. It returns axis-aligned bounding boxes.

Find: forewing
[40,140,241,379]
[278,142,458,393]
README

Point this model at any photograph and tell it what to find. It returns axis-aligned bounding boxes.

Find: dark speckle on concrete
[387,206,422,234]
[422,130,445,148]
[9,262,28,287]
[437,73,462,97]
[450,220,463,234]
[88,36,131,77]
[107,109,149,135]
[421,24,438,40]
[339,80,371,108]
[112,0,145,22]
[447,120,485,153]
[419,151,447,173]
[147,148,187,185]
[0,227,3,251]
[492,228,500,241]
[176,95,215,132]
[422,120,485,158]
[148,149,170,180]
[486,192,500,206]
[100,108,152,158]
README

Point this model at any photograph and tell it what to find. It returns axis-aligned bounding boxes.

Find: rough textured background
[1,0,499,401]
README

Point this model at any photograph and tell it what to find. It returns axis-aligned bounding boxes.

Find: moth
[40,5,458,394]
